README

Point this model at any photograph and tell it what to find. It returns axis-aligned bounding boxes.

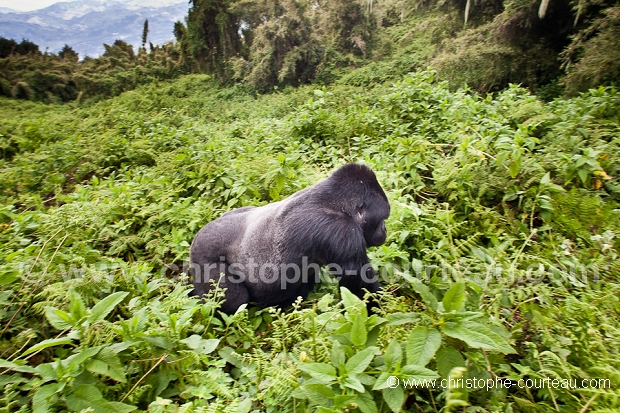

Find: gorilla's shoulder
[221,206,257,217]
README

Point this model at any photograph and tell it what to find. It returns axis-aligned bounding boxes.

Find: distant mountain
[0,0,189,58]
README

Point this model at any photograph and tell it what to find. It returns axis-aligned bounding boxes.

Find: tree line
[1,0,619,103]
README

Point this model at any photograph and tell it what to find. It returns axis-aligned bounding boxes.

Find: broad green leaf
[545,182,565,192]
[502,191,520,202]
[331,340,345,368]
[86,359,125,382]
[154,368,177,396]
[33,383,61,413]
[401,364,440,381]
[442,281,465,312]
[409,279,438,311]
[385,312,420,326]
[65,384,135,413]
[236,398,252,413]
[345,346,379,375]
[406,326,441,366]
[298,362,337,383]
[105,401,138,412]
[150,305,170,323]
[291,387,309,399]
[63,347,102,371]
[219,176,232,187]
[88,291,129,324]
[436,346,466,378]
[442,322,495,350]
[441,321,515,354]
[372,372,394,391]
[34,363,56,382]
[180,335,220,354]
[344,376,365,392]
[509,159,521,178]
[333,395,356,409]
[86,347,126,382]
[44,307,73,330]
[577,168,588,184]
[0,359,36,373]
[0,269,18,285]
[350,314,367,347]
[219,346,244,368]
[69,288,86,321]
[300,383,335,398]
[411,258,424,276]
[340,287,366,316]
[382,386,405,413]
[177,307,199,327]
[383,338,402,370]
[143,336,170,349]
[23,337,73,357]
[355,390,378,413]
[108,341,133,354]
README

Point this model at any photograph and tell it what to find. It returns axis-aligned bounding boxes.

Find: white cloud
[0,0,79,12]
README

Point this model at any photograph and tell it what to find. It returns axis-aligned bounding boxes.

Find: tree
[0,38,40,57]
[103,39,136,60]
[142,19,149,49]
[318,0,376,57]
[15,39,40,55]
[0,37,17,58]
[58,44,79,62]
[179,0,244,79]
[239,0,322,90]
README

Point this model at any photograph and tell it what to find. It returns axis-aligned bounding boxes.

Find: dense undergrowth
[1,71,620,412]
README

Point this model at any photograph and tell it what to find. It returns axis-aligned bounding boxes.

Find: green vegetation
[1,0,620,410]
[175,0,620,94]
[1,70,619,412]
[0,39,185,103]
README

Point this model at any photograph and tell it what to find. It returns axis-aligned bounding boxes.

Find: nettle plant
[292,285,514,413]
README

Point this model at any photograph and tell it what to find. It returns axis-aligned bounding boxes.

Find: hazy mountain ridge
[0,0,188,58]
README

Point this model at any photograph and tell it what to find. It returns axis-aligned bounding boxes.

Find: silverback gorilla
[189,163,390,314]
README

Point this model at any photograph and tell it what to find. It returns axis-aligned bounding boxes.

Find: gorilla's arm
[303,211,381,299]
[337,256,381,314]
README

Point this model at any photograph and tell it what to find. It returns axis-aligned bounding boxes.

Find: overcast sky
[1,0,182,11]
[0,0,78,11]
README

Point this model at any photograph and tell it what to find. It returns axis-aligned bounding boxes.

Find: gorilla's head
[323,163,390,247]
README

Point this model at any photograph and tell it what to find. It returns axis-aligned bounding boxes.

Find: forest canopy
[1,0,620,102]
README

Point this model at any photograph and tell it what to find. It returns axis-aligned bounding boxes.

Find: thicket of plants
[0,39,185,104]
[175,0,620,94]
[1,71,619,412]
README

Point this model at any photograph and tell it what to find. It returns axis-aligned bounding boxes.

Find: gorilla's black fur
[189,163,390,314]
